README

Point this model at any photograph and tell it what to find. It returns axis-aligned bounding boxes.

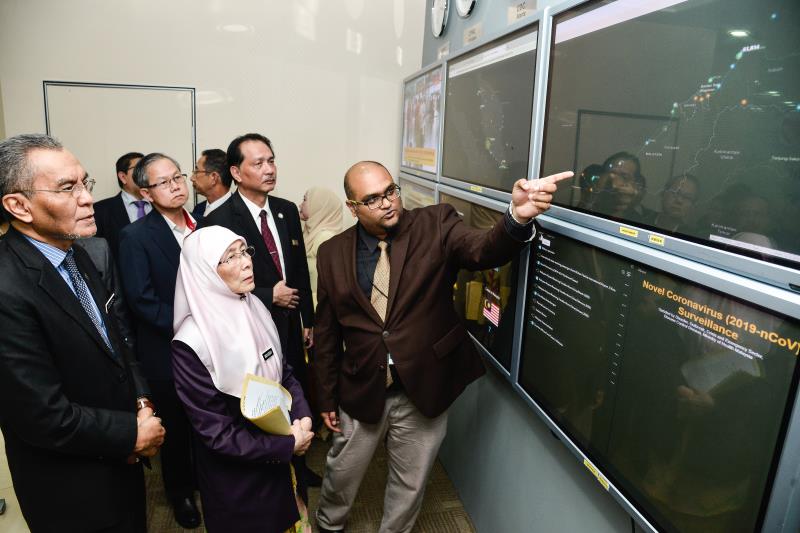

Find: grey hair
[0,134,63,197]
[132,152,182,189]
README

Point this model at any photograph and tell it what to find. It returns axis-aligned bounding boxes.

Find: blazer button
[382,330,389,338]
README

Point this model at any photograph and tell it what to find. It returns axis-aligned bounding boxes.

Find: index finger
[538,171,574,184]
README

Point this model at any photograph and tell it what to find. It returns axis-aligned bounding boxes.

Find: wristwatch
[136,398,156,415]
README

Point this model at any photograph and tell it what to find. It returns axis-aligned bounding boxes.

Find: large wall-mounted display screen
[540,0,800,269]
[401,67,443,175]
[398,176,436,210]
[520,228,800,532]
[442,24,538,192]
[441,193,519,370]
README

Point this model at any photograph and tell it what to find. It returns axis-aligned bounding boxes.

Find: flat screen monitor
[440,192,519,371]
[540,0,800,270]
[442,24,538,192]
[398,176,436,210]
[519,228,800,533]
[401,66,443,176]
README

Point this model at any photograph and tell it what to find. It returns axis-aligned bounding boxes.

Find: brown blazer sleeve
[311,240,342,412]
[439,203,524,272]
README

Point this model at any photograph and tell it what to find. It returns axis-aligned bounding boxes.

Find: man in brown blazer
[313,161,572,533]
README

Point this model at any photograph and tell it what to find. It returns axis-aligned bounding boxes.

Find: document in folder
[240,373,293,435]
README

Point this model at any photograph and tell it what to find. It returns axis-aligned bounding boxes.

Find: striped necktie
[370,241,393,387]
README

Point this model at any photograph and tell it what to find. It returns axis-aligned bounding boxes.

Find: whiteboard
[44,82,196,204]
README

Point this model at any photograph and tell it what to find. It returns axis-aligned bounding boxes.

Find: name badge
[291,239,299,246]
[262,348,274,361]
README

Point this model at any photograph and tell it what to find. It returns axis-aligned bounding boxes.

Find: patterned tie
[370,241,393,387]
[259,210,283,279]
[133,200,147,220]
[63,252,113,352]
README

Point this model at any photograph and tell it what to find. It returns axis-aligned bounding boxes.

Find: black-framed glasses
[142,174,187,190]
[192,169,211,175]
[347,185,402,210]
[26,178,96,198]
[218,245,255,266]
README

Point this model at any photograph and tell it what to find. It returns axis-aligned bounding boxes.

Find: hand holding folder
[240,374,293,435]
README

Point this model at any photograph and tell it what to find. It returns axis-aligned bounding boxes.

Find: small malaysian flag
[482,287,501,327]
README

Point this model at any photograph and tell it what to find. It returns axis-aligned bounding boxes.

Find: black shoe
[304,466,323,487]
[317,526,344,533]
[171,495,201,529]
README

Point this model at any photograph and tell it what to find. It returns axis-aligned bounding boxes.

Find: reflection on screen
[402,68,443,174]
[541,0,800,268]
[442,25,538,191]
[441,193,518,370]
[520,229,800,533]
[398,177,436,210]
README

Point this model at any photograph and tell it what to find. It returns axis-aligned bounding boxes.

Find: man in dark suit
[190,148,231,222]
[118,153,201,529]
[313,161,572,533]
[0,134,165,533]
[199,133,318,491]
[93,151,149,258]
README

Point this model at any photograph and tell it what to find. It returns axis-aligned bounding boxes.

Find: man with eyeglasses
[190,148,231,222]
[118,153,202,529]
[313,161,572,533]
[93,151,148,259]
[198,132,319,493]
[0,134,165,532]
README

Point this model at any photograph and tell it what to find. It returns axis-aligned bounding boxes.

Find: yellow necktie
[370,241,393,387]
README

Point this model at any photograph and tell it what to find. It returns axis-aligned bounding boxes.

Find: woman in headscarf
[299,187,343,307]
[172,226,314,533]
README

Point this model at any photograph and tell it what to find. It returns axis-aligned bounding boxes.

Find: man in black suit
[0,134,165,533]
[190,148,231,222]
[119,153,201,529]
[199,133,318,490]
[94,151,149,258]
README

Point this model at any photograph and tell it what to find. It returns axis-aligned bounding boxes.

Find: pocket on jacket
[433,325,468,359]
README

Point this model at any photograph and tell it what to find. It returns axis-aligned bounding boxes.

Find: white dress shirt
[120,189,152,223]
[162,210,195,248]
[205,190,232,217]
[239,193,287,276]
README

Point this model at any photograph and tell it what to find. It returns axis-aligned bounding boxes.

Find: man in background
[119,153,201,529]
[0,134,164,532]
[94,151,149,258]
[190,148,231,221]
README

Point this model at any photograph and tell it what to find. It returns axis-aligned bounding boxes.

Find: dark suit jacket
[199,192,313,355]
[75,236,137,354]
[313,204,526,423]
[0,227,148,532]
[191,200,207,223]
[119,210,181,380]
[94,192,131,260]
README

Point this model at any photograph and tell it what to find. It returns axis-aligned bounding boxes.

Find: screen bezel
[398,172,439,208]
[532,0,800,293]
[514,213,800,533]
[399,62,445,180]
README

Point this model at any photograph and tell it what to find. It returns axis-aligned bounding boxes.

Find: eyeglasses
[218,245,255,266]
[192,169,211,175]
[142,174,187,190]
[26,178,96,198]
[347,186,402,210]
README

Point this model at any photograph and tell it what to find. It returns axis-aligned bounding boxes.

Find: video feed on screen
[441,193,519,370]
[520,229,800,533]
[541,0,800,268]
[398,177,436,210]
[402,67,443,175]
[442,25,538,192]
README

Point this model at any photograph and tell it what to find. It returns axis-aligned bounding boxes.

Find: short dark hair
[663,173,700,196]
[226,133,274,184]
[201,148,230,188]
[343,160,391,200]
[115,152,144,188]
[601,151,642,177]
[132,153,181,189]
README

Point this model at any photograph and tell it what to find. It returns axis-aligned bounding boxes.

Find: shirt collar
[161,209,194,232]
[206,190,232,213]
[23,235,69,269]
[120,189,145,206]
[357,223,392,253]
[240,192,271,220]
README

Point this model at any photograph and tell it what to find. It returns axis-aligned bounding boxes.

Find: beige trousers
[316,391,449,533]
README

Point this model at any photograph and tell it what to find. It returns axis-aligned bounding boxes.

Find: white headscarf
[173,226,283,397]
[302,187,343,256]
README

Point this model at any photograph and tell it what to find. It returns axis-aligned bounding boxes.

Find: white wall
[0,0,426,208]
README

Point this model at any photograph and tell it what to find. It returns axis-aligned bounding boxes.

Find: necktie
[259,210,283,279]
[370,241,393,387]
[133,200,147,220]
[63,252,113,352]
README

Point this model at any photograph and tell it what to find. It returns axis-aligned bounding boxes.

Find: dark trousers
[149,378,196,501]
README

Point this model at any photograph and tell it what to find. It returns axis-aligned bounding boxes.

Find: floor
[0,430,475,533]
